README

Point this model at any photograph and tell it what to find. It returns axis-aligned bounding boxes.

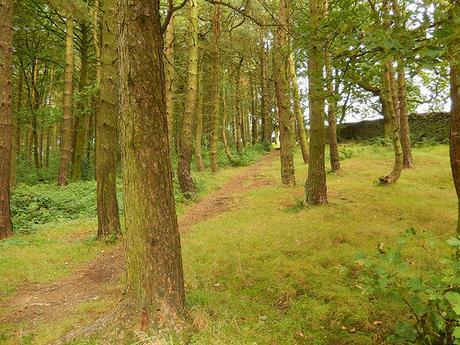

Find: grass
[0,143,458,344]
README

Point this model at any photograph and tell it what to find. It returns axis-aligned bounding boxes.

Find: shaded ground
[0,151,278,336]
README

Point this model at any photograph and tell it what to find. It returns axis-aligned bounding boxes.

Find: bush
[353,229,460,344]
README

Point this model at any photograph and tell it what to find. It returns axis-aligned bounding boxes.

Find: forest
[0,0,459,343]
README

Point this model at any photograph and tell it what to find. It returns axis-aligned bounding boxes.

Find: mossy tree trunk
[379,57,403,184]
[165,13,175,148]
[450,63,460,234]
[11,74,23,188]
[305,0,327,205]
[210,5,221,173]
[177,0,198,197]
[274,0,295,186]
[0,0,13,240]
[58,15,74,186]
[118,0,186,331]
[260,31,271,149]
[288,54,309,164]
[95,0,121,239]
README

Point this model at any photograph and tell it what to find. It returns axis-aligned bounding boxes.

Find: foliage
[355,229,460,344]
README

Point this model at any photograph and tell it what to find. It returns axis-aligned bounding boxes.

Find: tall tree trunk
[450,64,460,234]
[96,0,121,239]
[210,6,221,173]
[397,62,413,168]
[235,59,243,153]
[31,59,41,173]
[58,16,75,186]
[260,31,271,149]
[11,74,23,188]
[72,22,90,181]
[118,0,186,330]
[0,0,13,239]
[177,0,198,197]
[288,55,309,164]
[165,13,175,148]
[325,50,340,171]
[379,57,403,184]
[274,0,295,186]
[251,75,258,145]
[305,0,327,205]
[45,126,50,168]
[194,67,204,172]
[222,79,233,161]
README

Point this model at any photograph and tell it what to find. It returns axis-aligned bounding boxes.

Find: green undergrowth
[11,144,266,234]
[1,144,457,345]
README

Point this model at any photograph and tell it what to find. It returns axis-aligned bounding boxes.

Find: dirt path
[0,151,278,333]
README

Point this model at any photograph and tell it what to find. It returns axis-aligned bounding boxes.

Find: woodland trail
[0,151,278,333]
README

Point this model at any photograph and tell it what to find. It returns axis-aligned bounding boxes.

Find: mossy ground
[0,144,457,344]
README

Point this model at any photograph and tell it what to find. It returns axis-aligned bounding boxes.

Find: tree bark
[0,0,14,239]
[397,62,413,169]
[58,16,75,186]
[10,74,23,188]
[194,69,205,172]
[165,13,175,148]
[96,0,121,239]
[274,0,295,186]
[210,6,221,174]
[222,79,233,162]
[450,64,460,234]
[288,55,309,164]
[234,59,243,153]
[325,50,340,171]
[305,0,327,205]
[72,22,90,181]
[379,57,403,184]
[118,0,186,331]
[177,0,198,197]
[260,31,271,149]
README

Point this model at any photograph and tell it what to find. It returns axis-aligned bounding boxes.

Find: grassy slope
[0,144,457,344]
[182,144,456,345]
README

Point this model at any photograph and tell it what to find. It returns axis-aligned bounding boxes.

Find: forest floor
[0,144,457,345]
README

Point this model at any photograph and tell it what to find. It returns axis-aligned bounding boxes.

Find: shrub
[353,229,460,344]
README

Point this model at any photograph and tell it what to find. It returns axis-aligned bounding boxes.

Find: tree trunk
[118,0,186,330]
[260,31,271,149]
[222,79,233,162]
[450,64,460,234]
[96,0,121,239]
[288,55,309,164]
[177,0,198,197]
[379,57,403,184]
[325,50,340,171]
[10,74,23,188]
[397,62,413,169]
[194,67,204,172]
[274,0,295,186]
[58,16,75,186]
[210,6,221,173]
[165,13,175,148]
[235,59,243,153]
[251,75,258,145]
[0,0,13,239]
[305,0,327,205]
[72,22,90,181]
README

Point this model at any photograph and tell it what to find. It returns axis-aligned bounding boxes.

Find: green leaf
[446,292,460,315]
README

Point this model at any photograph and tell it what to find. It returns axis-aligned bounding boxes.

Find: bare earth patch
[0,151,278,336]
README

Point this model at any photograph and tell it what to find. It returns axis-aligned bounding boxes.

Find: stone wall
[337,112,450,143]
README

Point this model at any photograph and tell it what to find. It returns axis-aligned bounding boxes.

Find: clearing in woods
[0,145,457,344]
